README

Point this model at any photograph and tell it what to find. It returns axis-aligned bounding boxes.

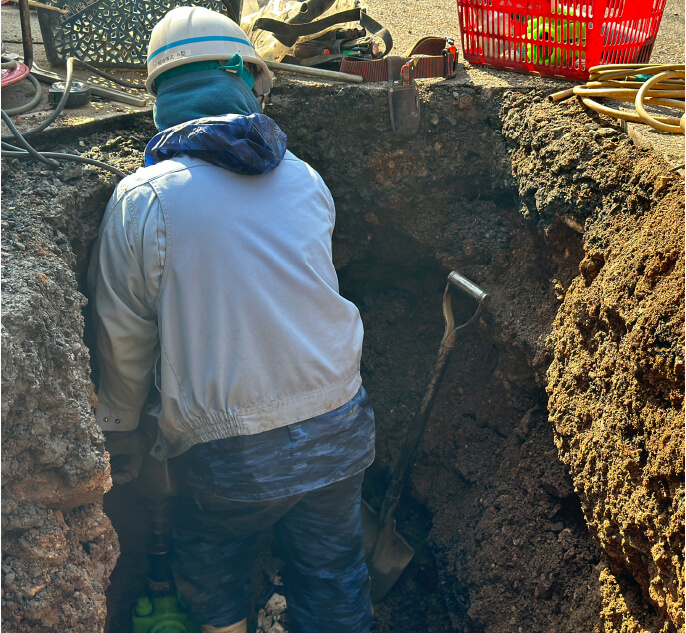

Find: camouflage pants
[171,471,372,633]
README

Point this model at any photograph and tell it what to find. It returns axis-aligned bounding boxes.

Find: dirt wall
[501,94,685,632]
[1,162,117,632]
[1,125,150,633]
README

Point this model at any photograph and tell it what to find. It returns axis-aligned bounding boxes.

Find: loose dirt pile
[503,94,685,633]
[1,123,154,633]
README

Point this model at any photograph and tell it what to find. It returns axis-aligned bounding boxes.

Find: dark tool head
[48,80,91,108]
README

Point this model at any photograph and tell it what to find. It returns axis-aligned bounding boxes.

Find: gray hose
[4,73,43,116]
[1,111,58,166]
[1,56,131,177]
[1,56,149,143]
[2,109,126,177]
[2,149,127,177]
[1,56,75,142]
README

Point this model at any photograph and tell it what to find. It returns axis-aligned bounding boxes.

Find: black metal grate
[37,0,228,68]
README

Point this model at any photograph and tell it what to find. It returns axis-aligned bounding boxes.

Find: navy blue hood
[145,113,288,176]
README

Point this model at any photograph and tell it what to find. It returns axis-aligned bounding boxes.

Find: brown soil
[548,156,684,632]
[503,95,685,632]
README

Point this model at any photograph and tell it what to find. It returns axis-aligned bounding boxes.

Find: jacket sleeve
[87,183,165,432]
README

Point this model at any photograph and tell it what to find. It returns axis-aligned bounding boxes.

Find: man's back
[91,151,363,458]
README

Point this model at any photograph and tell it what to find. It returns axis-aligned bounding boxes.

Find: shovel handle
[377,271,488,526]
[448,271,489,304]
[441,271,489,349]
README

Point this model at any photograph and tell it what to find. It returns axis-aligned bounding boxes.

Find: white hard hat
[146,6,272,99]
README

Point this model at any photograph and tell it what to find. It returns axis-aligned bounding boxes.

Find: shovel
[362,271,489,603]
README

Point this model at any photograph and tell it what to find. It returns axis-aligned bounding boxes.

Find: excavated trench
[1,78,683,633]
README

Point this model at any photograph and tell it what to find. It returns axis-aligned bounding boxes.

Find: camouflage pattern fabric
[169,388,375,631]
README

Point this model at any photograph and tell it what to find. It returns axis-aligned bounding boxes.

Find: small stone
[257,608,270,630]
[105,136,123,149]
[265,593,287,615]
[558,528,574,540]
[79,140,86,147]
[59,165,83,181]
[579,254,604,281]
[548,503,562,519]
[535,579,554,600]
[584,122,599,131]
[364,211,379,225]
[430,113,439,126]
[596,127,616,137]
[654,174,673,194]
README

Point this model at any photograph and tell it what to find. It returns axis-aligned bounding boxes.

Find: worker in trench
[87,7,375,633]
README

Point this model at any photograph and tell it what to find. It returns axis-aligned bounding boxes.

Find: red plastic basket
[456,0,667,81]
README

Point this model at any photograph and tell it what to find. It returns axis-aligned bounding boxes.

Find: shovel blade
[360,500,415,603]
[361,499,380,553]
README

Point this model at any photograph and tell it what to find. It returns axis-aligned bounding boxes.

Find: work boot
[201,621,247,633]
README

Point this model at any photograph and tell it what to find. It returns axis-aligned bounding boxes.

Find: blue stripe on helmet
[149,35,253,62]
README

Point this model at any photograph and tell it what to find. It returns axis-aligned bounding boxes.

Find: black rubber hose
[68,58,147,90]
[2,149,127,177]
[3,73,43,116]
[1,111,58,166]
[2,109,127,177]
[30,60,149,97]
[1,57,75,142]
[1,140,57,168]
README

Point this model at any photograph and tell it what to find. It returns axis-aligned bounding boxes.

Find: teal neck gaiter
[153,58,261,131]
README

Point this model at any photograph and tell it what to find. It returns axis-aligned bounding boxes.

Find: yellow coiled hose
[549,63,685,134]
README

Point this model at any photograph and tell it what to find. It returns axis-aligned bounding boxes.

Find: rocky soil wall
[1,122,149,633]
[501,94,685,633]
[1,160,117,631]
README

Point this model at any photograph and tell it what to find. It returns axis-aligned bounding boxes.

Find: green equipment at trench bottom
[131,438,202,633]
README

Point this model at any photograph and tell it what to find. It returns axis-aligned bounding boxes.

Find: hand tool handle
[377,271,488,527]
[441,271,489,348]
[265,60,363,83]
[448,271,489,304]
